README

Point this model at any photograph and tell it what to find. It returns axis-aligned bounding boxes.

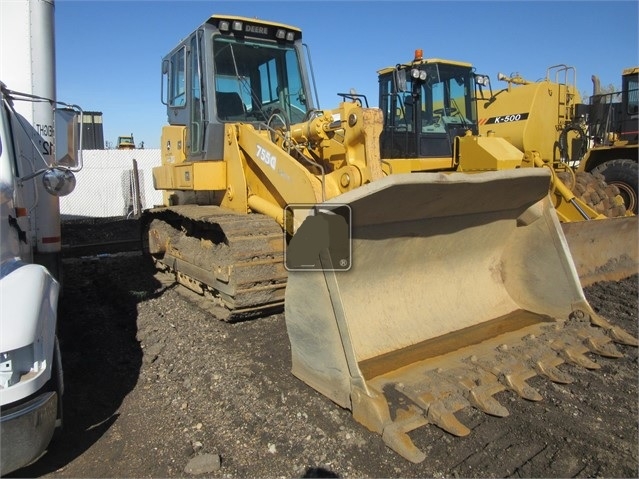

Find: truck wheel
[591,159,638,214]
[557,171,627,218]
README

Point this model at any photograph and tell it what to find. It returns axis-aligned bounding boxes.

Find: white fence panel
[60,149,164,218]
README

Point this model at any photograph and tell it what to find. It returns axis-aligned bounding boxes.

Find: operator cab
[378,52,479,161]
[620,67,638,142]
[161,15,316,161]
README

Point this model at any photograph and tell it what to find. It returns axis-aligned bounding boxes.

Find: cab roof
[207,14,301,33]
[377,58,473,76]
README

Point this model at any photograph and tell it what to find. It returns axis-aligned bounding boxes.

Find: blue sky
[54,0,638,149]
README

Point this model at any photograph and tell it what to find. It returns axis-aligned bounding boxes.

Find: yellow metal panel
[152,165,175,190]
[175,165,193,188]
[456,135,524,171]
[382,158,453,174]
[161,125,187,165]
[153,162,227,191]
[232,123,318,204]
[193,161,227,190]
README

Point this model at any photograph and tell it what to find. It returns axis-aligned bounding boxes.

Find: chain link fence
[60,149,163,219]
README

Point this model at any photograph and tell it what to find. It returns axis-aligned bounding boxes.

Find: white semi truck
[0,0,83,474]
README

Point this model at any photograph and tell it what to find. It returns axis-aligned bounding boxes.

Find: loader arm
[222,102,385,232]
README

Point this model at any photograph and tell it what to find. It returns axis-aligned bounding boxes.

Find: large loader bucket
[561,215,638,287]
[285,169,637,463]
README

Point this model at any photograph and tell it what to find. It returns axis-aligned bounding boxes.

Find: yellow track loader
[144,15,638,463]
[376,53,637,285]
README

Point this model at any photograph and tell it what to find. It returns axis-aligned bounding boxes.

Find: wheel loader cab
[378,55,478,165]
[161,15,314,162]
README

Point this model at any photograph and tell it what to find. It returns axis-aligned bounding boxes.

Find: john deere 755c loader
[144,14,638,463]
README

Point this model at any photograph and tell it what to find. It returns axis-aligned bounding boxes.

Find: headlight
[410,69,428,81]
[0,345,42,389]
[476,75,489,86]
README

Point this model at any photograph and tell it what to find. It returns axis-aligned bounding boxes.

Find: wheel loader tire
[591,159,638,214]
[557,170,627,218]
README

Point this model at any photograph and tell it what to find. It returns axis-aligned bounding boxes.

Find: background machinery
[116,133,136,149]
[377,53,637,285]
[145,15,638,463]
[579,66,637,213]
[378,54,624,220]
[474,64,637,215]
[0,0,83,474]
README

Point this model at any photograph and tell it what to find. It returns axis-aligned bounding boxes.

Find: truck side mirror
[42,167,76,197]
[54,108,81,168]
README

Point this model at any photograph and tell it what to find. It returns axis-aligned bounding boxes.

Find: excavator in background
[143,14,638,463]
[377,53,637,285]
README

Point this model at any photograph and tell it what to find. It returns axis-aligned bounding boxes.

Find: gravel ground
[9,218,638,478]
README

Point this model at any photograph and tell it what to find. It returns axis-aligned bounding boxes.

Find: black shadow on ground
[9,253,163,477]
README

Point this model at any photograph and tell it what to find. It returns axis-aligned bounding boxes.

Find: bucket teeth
[551,341,601,369]
[501,373,543,401]
[583,335,623,358]
[534,358,574,384]
[353,313,637,464]
[608,326,639,347]
[471,355,542,401]
[587,314,639,347]
[456,374,509,417]
[466,388,509,417]
[515,341,575,384]
[381,406,428,464]
[426,401,471,437]
[572,326,623,357]
[396,382,471,436]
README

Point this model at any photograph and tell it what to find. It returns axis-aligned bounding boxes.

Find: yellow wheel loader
[577,66,638,214]
[474,64,637,216]
[377,53,637,285]
[144,15,637,463]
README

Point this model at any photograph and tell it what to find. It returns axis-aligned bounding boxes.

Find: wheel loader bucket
[561,215,638,287]
[284,169,637,463]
